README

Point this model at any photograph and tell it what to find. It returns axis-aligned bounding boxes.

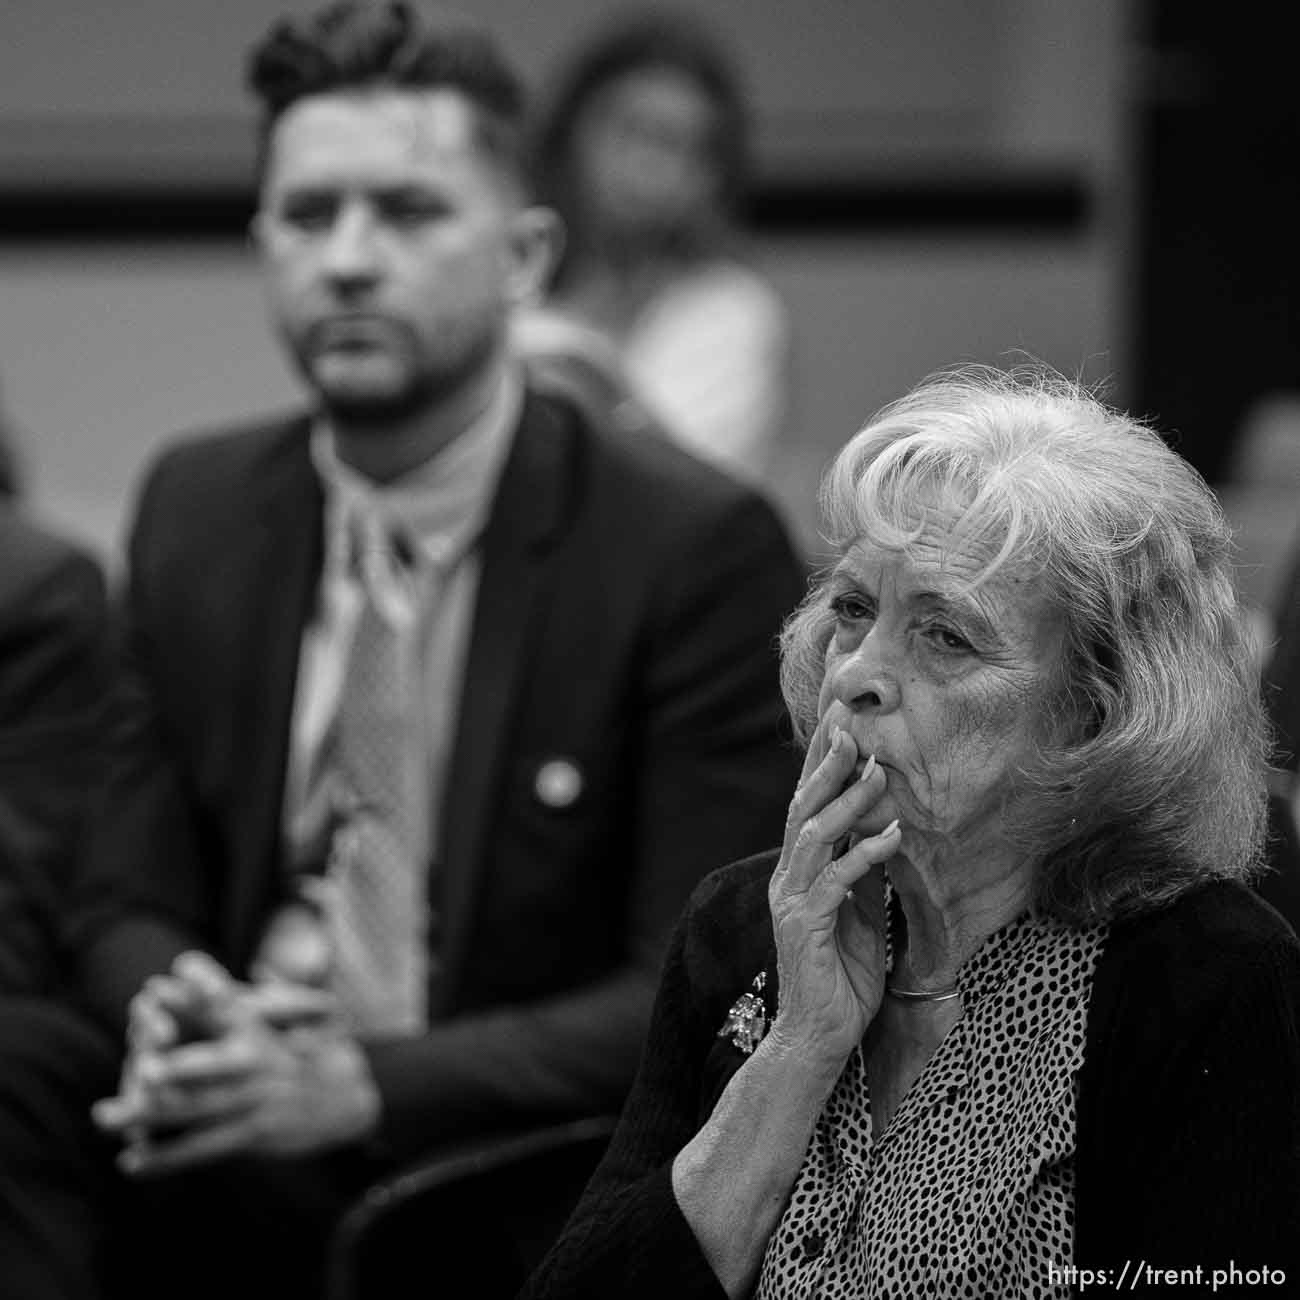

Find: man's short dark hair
[246,1,528,183]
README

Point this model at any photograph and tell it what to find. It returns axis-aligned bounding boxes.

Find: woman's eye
[926,625,972,653]
[829,593,874,623]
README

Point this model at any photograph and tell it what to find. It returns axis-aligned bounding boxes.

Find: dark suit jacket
[0,508,108,995]
[67,387,805,1162]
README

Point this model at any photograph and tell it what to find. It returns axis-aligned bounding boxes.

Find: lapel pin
[718,970,769,1055]
[534,757,583,809]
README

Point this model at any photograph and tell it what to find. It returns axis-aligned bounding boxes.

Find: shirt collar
[311,364,523,574]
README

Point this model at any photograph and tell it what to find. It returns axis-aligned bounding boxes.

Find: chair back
[326,1115,619,1300]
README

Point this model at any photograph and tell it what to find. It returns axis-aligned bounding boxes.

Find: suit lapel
[224,418,324,968]
[431,390,576,1014]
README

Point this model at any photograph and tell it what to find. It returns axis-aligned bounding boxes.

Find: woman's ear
[504,206,565,306]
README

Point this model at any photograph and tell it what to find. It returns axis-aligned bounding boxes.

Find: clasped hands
[92,949,381,1177]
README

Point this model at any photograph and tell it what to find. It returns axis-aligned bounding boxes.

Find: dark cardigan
[520,851,1300,1298]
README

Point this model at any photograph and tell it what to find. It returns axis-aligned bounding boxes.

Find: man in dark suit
[0,5,803,1298]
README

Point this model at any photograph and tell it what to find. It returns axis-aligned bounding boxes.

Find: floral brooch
[717,970,768,1055]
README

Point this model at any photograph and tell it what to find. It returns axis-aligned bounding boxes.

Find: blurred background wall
[0,0,1295,616]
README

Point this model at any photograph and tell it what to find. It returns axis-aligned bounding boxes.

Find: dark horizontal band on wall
[0,173,1091,241]
[752,172,1091,236]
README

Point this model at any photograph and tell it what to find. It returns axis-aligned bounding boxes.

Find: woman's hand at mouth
[768,719,902,1065]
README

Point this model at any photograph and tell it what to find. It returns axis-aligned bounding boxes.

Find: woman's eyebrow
[826,564,870,592]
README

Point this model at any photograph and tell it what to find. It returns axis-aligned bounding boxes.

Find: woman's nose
[827,632,902,713]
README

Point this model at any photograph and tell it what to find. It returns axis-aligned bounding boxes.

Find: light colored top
[512,260,789,484]
[620,260,789,482]
[757,906,1108,1298]
[273,372,521,968]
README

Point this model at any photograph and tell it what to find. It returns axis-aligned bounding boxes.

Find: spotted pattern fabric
[756,910,1108,1299]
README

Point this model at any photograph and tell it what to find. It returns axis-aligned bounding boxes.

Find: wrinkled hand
[767,713,901,1066]
[93,951,380,1176]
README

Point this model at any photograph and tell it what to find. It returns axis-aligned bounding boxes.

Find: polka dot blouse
[756,909,1109,1299]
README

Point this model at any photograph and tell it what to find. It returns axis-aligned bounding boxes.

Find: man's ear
[504,206,565,307]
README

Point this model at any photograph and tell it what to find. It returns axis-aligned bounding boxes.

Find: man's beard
[300,329,498,428]
[314,375,441,426]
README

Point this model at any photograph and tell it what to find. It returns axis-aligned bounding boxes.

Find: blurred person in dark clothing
[0,506,113,1297]
[0,508,108,993]
[515,10,790,485]
[0,383,108,983]
[1260,536,1300,929]
[0,440,18,499]
[0,383,23,498]
[1265,538,1300,775]
[0,3,803,1298]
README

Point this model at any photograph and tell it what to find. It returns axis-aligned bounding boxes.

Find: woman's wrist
[672,1029,845,1297]
[763,1015,862,1088]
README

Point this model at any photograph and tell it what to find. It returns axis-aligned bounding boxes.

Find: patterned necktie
[326,522,429,1033]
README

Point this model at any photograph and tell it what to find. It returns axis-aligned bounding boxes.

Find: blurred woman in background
[517,10,790,483]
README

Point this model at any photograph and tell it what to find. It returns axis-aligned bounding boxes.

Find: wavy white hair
[780,364,1269,924]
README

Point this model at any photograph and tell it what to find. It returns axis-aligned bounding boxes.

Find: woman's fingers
[808,818,901,909]
[785,726,857,834]
[787,717,838,816]
[782,754,886,893]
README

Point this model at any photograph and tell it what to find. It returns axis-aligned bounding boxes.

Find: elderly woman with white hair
[521,365,1300,1298]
